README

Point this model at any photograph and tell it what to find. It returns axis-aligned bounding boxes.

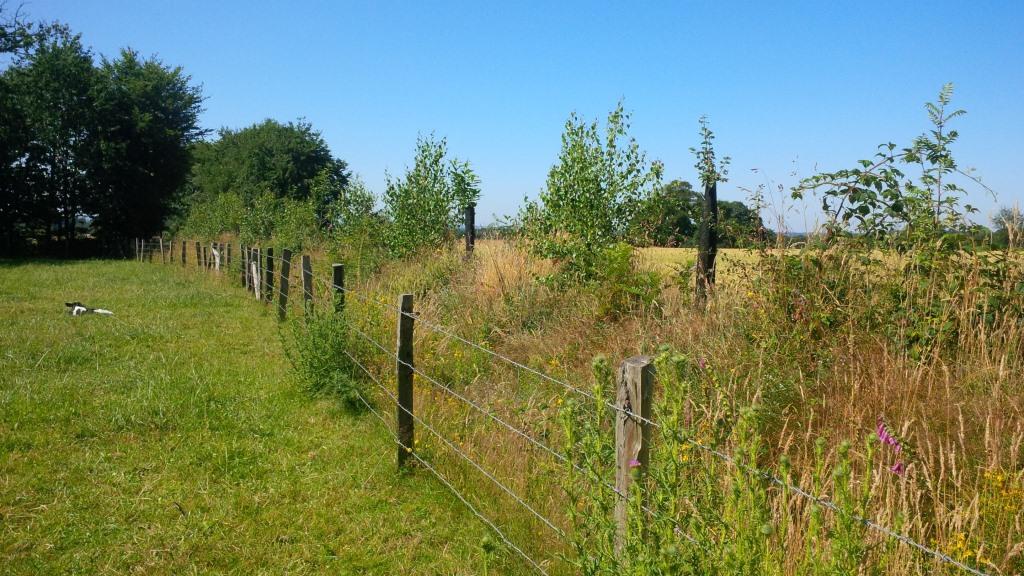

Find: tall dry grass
[323,238,1021,574]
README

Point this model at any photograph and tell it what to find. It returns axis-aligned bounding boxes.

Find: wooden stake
[465,203,476,254]
[302,255,313,312]
[332,263,345,313]
[615,355,654,554]
[396,293,415,469]
[277,249,292,321]
[264,247,274,303]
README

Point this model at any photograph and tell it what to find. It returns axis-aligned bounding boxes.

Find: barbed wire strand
[346,325,705,548]
[344,348,565,540]
[350,387,550,576]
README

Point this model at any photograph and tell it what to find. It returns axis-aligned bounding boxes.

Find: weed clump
[284,309,365,410]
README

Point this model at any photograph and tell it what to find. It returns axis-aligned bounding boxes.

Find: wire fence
[140,238,993,576]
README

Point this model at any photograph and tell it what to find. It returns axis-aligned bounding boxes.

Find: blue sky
[31,0,1024,229]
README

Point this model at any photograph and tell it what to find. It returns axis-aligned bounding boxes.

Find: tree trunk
[695,180,718,307]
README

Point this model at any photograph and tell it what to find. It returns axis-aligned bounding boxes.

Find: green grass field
[0,260,517,575]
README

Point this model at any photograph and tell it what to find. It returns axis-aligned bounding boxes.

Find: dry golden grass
[334,239,1023,574]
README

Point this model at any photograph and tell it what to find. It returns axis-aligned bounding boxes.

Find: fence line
[351,387,550,575]
[141,238,992,576]
[343,347,565,538]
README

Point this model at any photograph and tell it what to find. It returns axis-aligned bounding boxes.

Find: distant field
[638,246,767,280]
[0,260,515,575]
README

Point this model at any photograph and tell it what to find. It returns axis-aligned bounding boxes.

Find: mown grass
[0,259,522,575]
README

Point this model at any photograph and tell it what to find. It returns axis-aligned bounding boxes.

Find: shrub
[284,309,365,410]
[522,102,662,284]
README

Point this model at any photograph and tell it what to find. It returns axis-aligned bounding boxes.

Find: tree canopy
[0,12,203,255]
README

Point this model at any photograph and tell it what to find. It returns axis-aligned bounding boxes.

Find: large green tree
[4,27,97,254]
[189,119,348,208]
[1,11,203,255]
[90,49,205,243]
[182,119,352,244]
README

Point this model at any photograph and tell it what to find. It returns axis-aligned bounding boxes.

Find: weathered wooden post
[159,237,165,264]
[241,244,248,288]
[332,263,345,313]
[396,293,415,469]
[301,255,314,312]
[195,241,201,269]
[181,240,186,266]
[614,355,654,554]
[202,245,209,270]
[277,249,292,321]
[264,247,274,303]
[226,243,232,267]
[465,203,476,255]
[252,248,262,300]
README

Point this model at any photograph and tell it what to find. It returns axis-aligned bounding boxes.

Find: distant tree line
[0,7,204,256]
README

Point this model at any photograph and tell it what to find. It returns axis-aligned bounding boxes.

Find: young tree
[692,116,729,304]
[523,102,662,282]
[382,134,480,257]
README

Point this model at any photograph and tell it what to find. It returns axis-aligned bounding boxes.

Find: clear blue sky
[32,0,1024,229]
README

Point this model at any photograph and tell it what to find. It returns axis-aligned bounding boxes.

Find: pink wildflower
[876,417,902,453]
[628,459,641,469]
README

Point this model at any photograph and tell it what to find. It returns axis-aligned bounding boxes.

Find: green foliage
[284,308,365,410]
[785,85,1023,360]
[631,180,701,247]
[382,134,480,257]
[90,49,205,242]
[179,119,360,247]
[793,83,977,245]
[189,119,348,208]
[523,102,662,283]
[2,26,97,254]
[594,243,661,318]
[0,18,203,255]
[560,350,884,575]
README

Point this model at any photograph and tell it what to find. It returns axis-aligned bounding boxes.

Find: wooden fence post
[181,240,186,266]
[615,355,654,554]
[252,248,262,299]
[264,247,274,303]
[465,203,476,254]
[195,241,201,269]
[159,237,165,264]
[202,245,209,270]
[302,255,314,312]
[241,244,248,288]
[332,263,345,313]
[396,293,415,469]
[277,249,292,321]
[226,243,232,267]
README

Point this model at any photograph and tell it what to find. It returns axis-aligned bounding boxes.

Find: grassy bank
[0,260,519,575]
